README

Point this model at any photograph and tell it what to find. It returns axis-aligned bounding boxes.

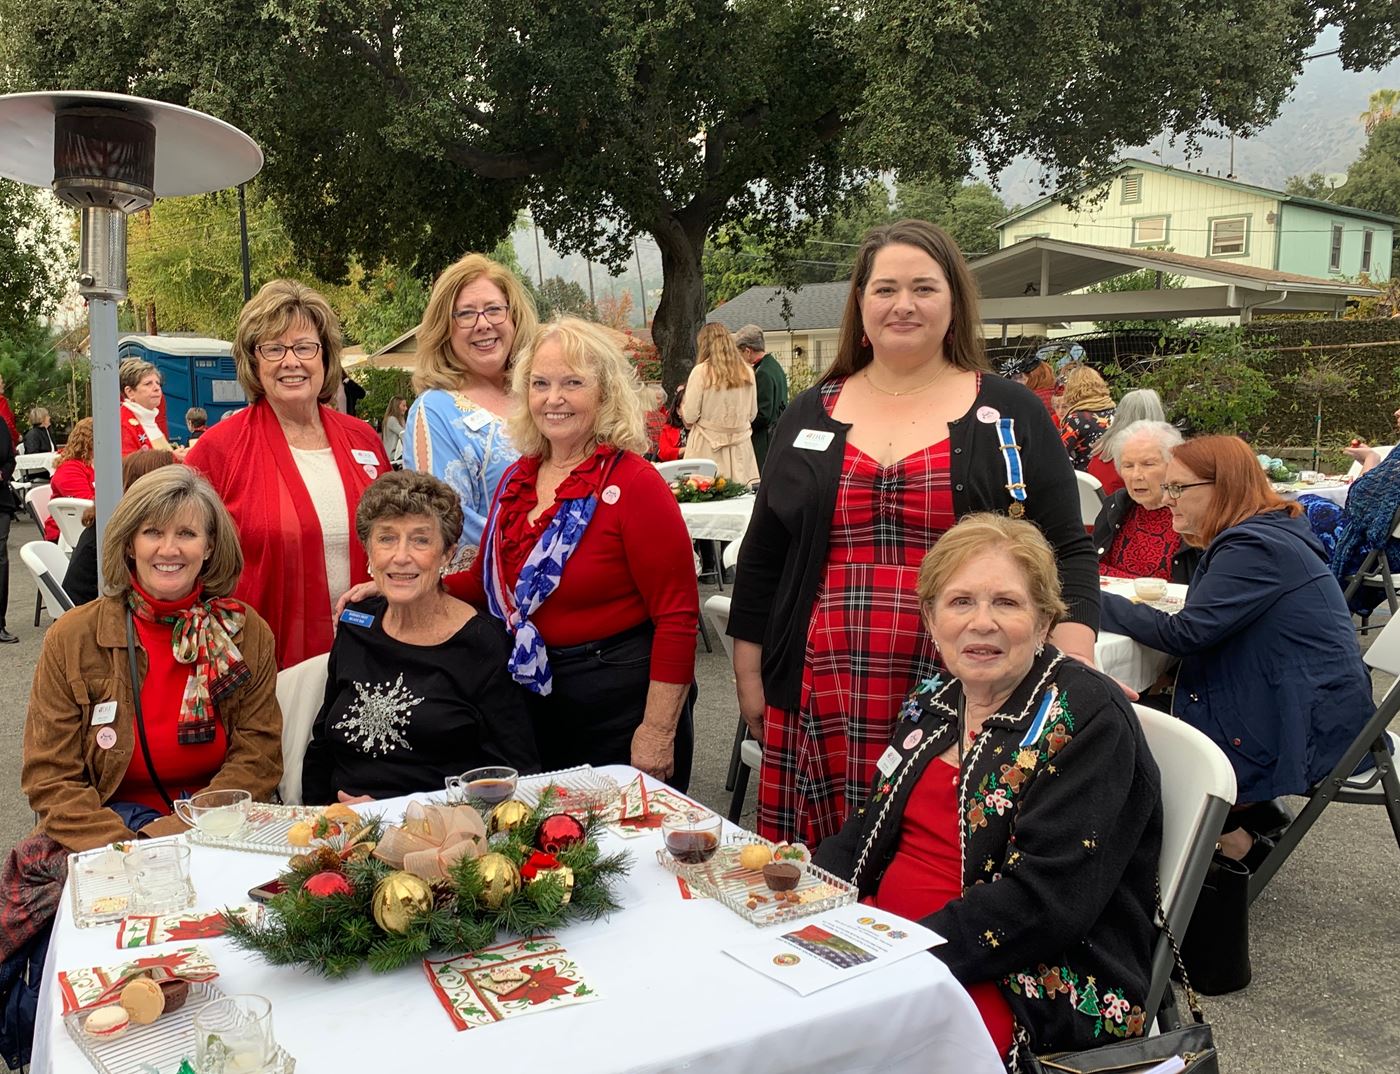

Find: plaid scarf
[127,589,250,745]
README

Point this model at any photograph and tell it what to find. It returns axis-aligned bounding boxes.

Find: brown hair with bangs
[233,279,344,405]
[100,466,244,601]
[413,253,539,395]
[824,218,990,382]
[1171,435,1301,548]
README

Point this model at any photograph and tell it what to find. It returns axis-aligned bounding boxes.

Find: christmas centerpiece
[669,473,749,502]
[222,792,629,977]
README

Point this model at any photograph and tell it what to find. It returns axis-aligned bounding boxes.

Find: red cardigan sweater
[45,458,96,541]
[449,449,698,684]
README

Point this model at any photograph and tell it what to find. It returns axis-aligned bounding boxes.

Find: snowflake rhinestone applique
[339,674,422,756]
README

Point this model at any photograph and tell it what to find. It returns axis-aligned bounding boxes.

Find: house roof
[706,282,848,333]
[996,158,1400,230]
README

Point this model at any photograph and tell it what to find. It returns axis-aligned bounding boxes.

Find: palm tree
[1359,89,1400,135]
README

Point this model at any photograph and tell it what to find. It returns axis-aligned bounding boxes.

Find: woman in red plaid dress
[729,221,1101,845]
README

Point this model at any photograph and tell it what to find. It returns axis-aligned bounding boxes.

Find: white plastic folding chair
[275,652,330,805]
[48,496,92,553]
[1134,704,1237,1028]
[20,540,74,622]
[1244,612,1400,904]
[705,595,762,822]
[24,483,52,533]
[654,458,718,481]
[1075,470,1105,528]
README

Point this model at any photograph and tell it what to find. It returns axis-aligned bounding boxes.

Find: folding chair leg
[697,612,713,654]
[728,762,751,824]
[33,588,42,628]
[711,541,725,592]
[724,720,746,792]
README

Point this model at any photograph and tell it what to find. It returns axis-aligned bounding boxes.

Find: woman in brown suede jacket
[22,466,282,850]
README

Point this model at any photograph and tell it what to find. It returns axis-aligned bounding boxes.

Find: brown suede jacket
[22,595,283,852]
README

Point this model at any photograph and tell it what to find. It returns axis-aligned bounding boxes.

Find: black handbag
[1017,883,1219,1074]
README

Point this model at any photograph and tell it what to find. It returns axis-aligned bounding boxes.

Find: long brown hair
[58,417,95,464]
[824,218,989,383]
[695,323,755,390]
[1171,435,1300,548]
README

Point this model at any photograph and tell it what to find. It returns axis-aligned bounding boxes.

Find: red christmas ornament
[519,851,561,881]
[304,871,354,898]
[534,814,586,855]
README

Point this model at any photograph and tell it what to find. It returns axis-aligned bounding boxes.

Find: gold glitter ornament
[528,864,575,906]
[475,852,521,909]
[372,871,433,934]
[488,800,532,836]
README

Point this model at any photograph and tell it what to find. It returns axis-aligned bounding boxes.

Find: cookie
[83,1006,130,1039]
[119,977,165,1025]
[89,895,129,915]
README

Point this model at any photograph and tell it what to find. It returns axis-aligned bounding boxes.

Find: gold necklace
[863,363,955,398]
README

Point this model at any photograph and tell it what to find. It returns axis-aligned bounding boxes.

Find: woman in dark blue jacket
[1101,435,1373,865]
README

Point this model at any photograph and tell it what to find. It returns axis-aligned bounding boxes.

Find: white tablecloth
[36,766,1002,1074]
[1094,580,1188,693]
[1274,481,1350,507]
[679,494,756,544]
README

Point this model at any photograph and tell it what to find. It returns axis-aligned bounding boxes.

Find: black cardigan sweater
[1091,489,1201,586]
[813,651,1163,1055]
[729,374,1100,709]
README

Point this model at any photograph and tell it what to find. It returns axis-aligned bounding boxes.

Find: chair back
[1075,470,1105,528]
[655,458,718,481]
[20,540,74,619]
[1347,444,1394,480]
[1363,607,1400,678]
[703,594,735,662]
[48,497,93,550]
[25,483,53,531]
[275,652,330,805]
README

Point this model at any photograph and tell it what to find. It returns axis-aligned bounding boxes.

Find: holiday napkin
[115,904,261,948]
[423,935,599,1031]
[57,945,219,1014]
[608,775,700,837]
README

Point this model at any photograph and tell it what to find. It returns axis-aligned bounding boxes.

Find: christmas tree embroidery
[340,674,421,756]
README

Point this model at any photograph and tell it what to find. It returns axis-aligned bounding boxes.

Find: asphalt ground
[2,510,1396,1071]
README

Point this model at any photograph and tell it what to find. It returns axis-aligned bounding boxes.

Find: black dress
[301,597,541,803]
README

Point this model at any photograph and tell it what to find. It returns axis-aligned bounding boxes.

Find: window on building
[1121,174,1142,204]
[1330,224,1345,272]
[1209,216,1248,257]
[1362,229,1374,274]
[1132,216,1169,246]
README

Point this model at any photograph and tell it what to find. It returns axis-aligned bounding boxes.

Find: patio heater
[0,91,262,581]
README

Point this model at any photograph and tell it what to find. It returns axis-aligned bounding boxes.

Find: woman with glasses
[187,279,390,668]
[1101,435,1373,869]
[403,253,538,570]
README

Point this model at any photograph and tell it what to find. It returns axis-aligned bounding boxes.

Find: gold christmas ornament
[288,853,316,872]
[372,871,433,934]
[528,864,575,906]
[489,800,532,837]
[475,852,521,909]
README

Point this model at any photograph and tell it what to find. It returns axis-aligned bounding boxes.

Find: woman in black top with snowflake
[301,471,540,804]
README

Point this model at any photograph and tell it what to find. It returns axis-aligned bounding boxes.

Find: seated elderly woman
[302,470,540,803]
[3,468,282,1059]
[449,317,699,787]
[814,514,1162,1061]
[1102,435,1374,866]
[1092,420,1201,584]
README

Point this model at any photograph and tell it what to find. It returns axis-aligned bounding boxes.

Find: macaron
[83,1006,131,1039]
[119,977,165,1024]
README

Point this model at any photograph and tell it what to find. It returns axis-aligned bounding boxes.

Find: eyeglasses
[1160,480,1214,499]
[452,304,510,327]
[256,341,322,362]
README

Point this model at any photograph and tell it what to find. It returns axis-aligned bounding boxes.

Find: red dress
[1099,502,1181,580]
[758,378,955,844]
[874,757,1015,1058]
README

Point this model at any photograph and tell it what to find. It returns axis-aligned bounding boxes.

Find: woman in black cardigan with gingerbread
[728,219,1099,847]
[814,515,1161,1060]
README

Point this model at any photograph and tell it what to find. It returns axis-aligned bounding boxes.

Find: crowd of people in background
[0,215,1386,1066]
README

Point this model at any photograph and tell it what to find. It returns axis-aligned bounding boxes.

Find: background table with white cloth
[677,494,755,545]
[36,765,1004,1074]
[1094,579,1188,693]
[1274,481,1350,507]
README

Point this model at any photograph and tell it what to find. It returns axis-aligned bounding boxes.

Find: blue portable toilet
[117,335,248,442]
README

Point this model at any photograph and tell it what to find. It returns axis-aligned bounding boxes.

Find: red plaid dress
[758,380,955,844]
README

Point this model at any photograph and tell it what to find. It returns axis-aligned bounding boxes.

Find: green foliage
[4,0,1393,392]
[0,182,72,338]
[1284,172,1335,199]
[339,263,430,353]
[1340,117,1400,275]
[350,367,415,431]
[1086,266,1186,334]
[1137,327,1276,435]
[0,322,83,426]
[536,276,595,321]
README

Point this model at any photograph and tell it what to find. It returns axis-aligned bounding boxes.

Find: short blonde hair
[233,279,344,405]
[917,513,1067,628]
[28,406,49,425]
[413,253,540,395]
[508,317,650,458]
[101,467,244,601]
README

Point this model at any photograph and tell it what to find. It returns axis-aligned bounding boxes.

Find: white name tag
[463,409,493,432]
[876,745,902,778]
[793,429,835,451]
[91,701,118,727]
[351,448,378,464]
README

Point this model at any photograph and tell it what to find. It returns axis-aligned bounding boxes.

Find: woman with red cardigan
[187,280,389,669]
[43,418,96,542]
[448,318,699,788]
